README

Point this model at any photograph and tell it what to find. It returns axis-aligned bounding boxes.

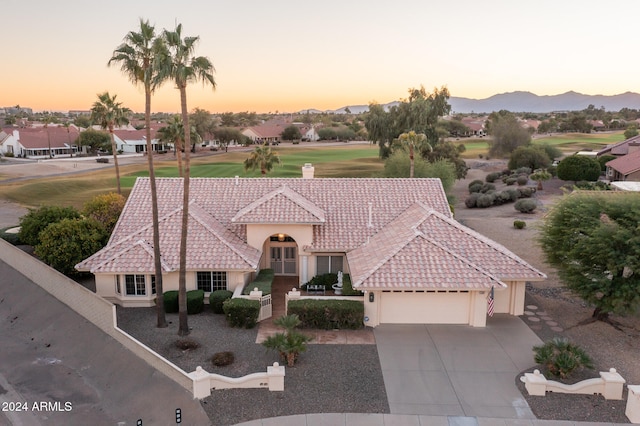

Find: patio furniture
[306,283,325,295]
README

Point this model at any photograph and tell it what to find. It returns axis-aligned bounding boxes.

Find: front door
[270,245,297,275]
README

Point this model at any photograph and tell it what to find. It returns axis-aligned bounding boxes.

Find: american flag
[487,286,495,317]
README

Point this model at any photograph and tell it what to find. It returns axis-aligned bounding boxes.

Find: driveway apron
[374,316,542,419]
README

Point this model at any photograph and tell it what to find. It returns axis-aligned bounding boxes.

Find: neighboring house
[242,123,286,144]
[460,117,486,137]
[76,165,545,327]
[0,126,79,158]
[111,128,168,154]
[293,123,319,141]
[597,134,640,157]
[605,149,640,181]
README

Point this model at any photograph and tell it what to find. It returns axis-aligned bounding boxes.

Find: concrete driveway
[374,316,542,419]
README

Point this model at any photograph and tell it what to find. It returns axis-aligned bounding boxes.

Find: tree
[508,146,551,171]
[396,131,428,178]
[382,152,456,192]
[90,92,131,195]
[529,170,551,190]
[624,125,638,139]
[76,129,111,153]
[487,112,531,157]
[540,192,640,322]
[157,23,216,336]
[213,127,243,152]
[281,125,301,141]
[244,144,281,176]
[421,140,468,179]
[158,115,187,176]
[19,205,80,247]
[36,218,108,276]
[556,155,601,182]
[189,107,214,142]
[364,103,394,156]
[82,192,125,234]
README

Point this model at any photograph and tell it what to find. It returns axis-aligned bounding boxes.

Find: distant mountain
[300,91,640,115]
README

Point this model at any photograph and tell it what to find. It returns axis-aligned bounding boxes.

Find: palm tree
[397,131,428,178]
[157,115,201,177]
[108,18,168,328]
[244,144,281,176]
[42,115,53,159]
[157,23,216,336]
[90,92,130,195]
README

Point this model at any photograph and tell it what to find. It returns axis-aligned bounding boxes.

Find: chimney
[302,163,314,179]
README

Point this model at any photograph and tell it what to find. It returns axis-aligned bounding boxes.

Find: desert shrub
[163,291,179,313]
[209,290,233,314]
[223,298,260,328]
[485,172,501,183]
[505,177,517,186]
[175,338,200,351]
[480,183,496,193]
[187,289,205,314]
[242,268,274,295]
[515,199,537,213]
[513,220,526,229]
[574,181,610,191]
[465,193,480,208]
[494,191,514,205]
[517,187,536,198]
[468,179,484,190]
[476,193,496,208]
[533,337,594,379]
[287,299,364,330]
[505,188,520,202]
[516,175,529,186]
[468,182,483,194]
[515,167,532,175]
[211,351,235,366]
[19,205,81,247]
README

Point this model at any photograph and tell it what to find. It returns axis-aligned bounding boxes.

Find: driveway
[374,316,542,419]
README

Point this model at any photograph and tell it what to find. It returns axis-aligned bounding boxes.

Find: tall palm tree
[90,92,130,195]
[396,131,429,178]
[157,115,201,178]
[108,18,168,328]
[244,144,281,176]
[157,23,216,336]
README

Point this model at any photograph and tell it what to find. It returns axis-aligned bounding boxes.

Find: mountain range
[301,91,640,115]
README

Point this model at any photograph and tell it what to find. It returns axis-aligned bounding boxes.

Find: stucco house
[76,164,545,327]
[0,126,80,158]
[606,149,640,181]
[111,128,169,154]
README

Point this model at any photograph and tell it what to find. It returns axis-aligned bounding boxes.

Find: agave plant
[533,337,594,379]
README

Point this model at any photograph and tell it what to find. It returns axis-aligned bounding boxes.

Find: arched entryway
[267,234,297,275]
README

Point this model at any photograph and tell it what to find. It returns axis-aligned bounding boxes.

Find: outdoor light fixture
[369,292,375,303]
[277,233,285,242]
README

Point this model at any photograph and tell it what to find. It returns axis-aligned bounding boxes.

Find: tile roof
[347,203,546,289]
[597,134,640,156]
[232,185,326,224]
[605,149,640,176]
[9,127,80,149]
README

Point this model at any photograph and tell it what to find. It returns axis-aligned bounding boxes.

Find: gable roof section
[606,149,640,176]
[231,185,326,224]
[347,203,546,289]
[598,134,640,156]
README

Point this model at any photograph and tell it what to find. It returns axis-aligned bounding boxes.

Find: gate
[258,294,272,321]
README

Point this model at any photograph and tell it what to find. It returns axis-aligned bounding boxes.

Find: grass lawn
[0,145,383,209]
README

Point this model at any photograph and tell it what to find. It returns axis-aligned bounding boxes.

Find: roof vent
[368,202,373,228]
[302,163,314,179]
[235,175,239,185]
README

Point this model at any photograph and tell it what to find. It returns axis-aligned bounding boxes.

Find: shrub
[242,268,274,295]
[468,179,484,190]
[494,191,514,205]
[480,183,496,193]
[516,175,529,186]
[515,167,532,175]
[19,205,81,247]
[163,291,179,313]
[223,298,260,328]
[175,338,199,351]
[209,290,233,314]
[82,192,125,234]
[514,199,537,213]
[476,193,496,208]
[557,155,601,182]
[338,274,362,296]
[465,193,480,208]
[211,351,235,366]
[505,177,517,186]
[468,182,483,194]
[187,289,205,314]
[288,299,364,329]
[533,337,594,379]
[485,172,501,183]
[505,188,520,202]
[517,187,536,198]
[513,220,526,229]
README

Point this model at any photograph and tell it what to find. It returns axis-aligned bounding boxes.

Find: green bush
[505,177,517,186]
[340,274,363,296]
[19,205,81,247]
[465,193,480,208]
[557,155,601,182]
[517,187,536,198]
[485,172,501,183]
[480,183,496,193]
[516,175,529,186]
[468,182,483,194]
[505,188,520,202]
[494,191,514,205]
[223,298,260,328]
[515,167,532,175]
[187,290,205,314]
[287,299,364,329]
[209,290,233,314]
[476,193,496,208]
[515,199,537,213]
[513,220,526,229]
[242,268,274,295]
[164,291,179,313]
[468,179,484,190]
[533,337,594,379]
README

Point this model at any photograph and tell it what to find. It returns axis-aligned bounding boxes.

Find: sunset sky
[3,0,638,114]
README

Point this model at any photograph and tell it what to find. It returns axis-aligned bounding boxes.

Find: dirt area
[453,160,640,422]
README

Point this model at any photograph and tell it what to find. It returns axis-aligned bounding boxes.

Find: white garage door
[380,290,471,324]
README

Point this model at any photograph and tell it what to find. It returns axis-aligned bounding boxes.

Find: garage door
[380,290,471,324]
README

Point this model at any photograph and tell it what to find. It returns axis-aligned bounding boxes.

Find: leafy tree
[19,205,80,247]
[281,125,302,141]
[90,92,131,194]
[108,18,168,327]
[4,115,16,125]
[317,127,337,140]
[36,218,108,276]
[82,192,125,234]
[539,192,640,321]
[382,152,456,191]
[364,103,393,156]
[597,154,616,172]
[624,125,638,139]
[73,114,92,129]
[487,111,531,157]
[556,155,601,182]
[539,143,562,162]
[421,140,468,179]
[533,337,594,379]
[508,146,551,171]
[529,170,551,190]
[213,127,243,152]
[244,144,281,176]
[76,129,111,153]
[157,23,216,336]
[189,107,215,141]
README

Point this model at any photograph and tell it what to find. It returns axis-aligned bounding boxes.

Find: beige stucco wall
[246,224,313,253]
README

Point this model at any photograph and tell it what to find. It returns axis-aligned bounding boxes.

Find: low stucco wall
[0,239,191,390]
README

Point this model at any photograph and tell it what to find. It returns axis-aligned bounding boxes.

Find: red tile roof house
[241,123,286,144]
[597,134,640,157]
[0,126,80,158]
[111,127,169,154]
[606,148,640,181]
[76,165,545,327]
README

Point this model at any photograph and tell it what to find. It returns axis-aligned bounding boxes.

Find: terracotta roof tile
[605,149,640,175]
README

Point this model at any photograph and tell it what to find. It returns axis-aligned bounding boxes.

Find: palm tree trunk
[177,84,190,336]
[109,127,122,195]
[145,87,167,328]
[409,143,415,178]
[176,138,184,177]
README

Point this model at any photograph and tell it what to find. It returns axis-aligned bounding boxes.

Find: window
[125,274,146,296]
[151,275,156,295]
[316,255,344,275]
[196,271,227,293]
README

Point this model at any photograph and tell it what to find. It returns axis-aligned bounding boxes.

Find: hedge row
[465,186,536,209]
[223,298,260,328]
[162,290,205,314]
[287,299,364,330]
[242,268,274,295]
[209,290,233,314]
